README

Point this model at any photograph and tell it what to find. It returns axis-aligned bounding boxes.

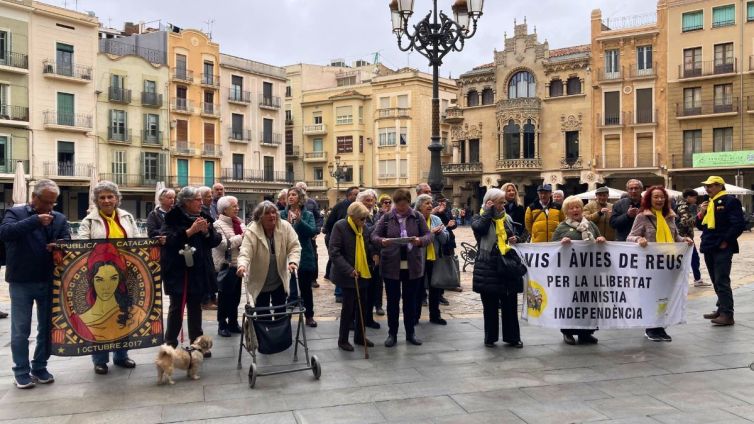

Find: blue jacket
[696,194,746,254]
[0,205,71,283]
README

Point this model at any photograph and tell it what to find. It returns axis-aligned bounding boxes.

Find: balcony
[228,88,251,104]
[43,110,92,132]
[286,117,294,126]
[228,128,252,143]
[679,59,737,80]
[142,130,163,146]
[443,108,464,123]
[442,162,483,175]
[675,98,739,119]
[141,92,163,108]
[201,143,221,157]
[496,158,543,170]
[597,112,624,127]
[597,152,659,169]
[219,168,292,184]
[170,98,193,114]
[260,132,282,146]
[286,145,300,158]
[43,161,92,178]
[628,63,657,79]
[108,87,131,104]
[107,127,131,143]
[168,176,211,187]
[305,180,327,190]
[0,51,29,72]
[596,67,622,83]
[42,61,92,82]
[259,95,281,109]
[200,73,219,88]
[0,159,30,174]
[376,108,411,119]
[0,104,29,126]
[560,156,583,170]
[172,141,194,156]
[303,123,327,135]
[304,151,327,162]
[628,109,658,125]
[171,68,193,83]
[100,173,164,188]
[201,102,220,118]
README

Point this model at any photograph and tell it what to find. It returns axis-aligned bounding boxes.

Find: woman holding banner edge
[552,195,606,345]
[627,186,694,342]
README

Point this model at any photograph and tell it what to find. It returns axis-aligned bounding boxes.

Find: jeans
[92,349,129,365]
[691,245,702,281]
[705,250,734,315]
[384,269,421,337]
[10,282,52,377]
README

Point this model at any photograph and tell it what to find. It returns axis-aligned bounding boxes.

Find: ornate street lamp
[328,155,345,202]
[390,0,483,198]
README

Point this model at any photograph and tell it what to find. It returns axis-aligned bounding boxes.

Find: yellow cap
[377,193,392,203]
[701,176,726,185]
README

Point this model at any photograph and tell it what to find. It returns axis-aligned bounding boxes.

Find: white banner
[513,241,692,329]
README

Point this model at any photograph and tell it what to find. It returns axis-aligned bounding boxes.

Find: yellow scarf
[701,190,727,230]
[481,207,510,255]
[99,210,125,239]
[426,217,436,261]
[652,208,673,243]
[347,216,371,279]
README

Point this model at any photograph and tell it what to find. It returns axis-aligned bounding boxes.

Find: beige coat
[583,200,616,241]
[78,208,139,239]
[212,215,245,271]
[237,219,301,301]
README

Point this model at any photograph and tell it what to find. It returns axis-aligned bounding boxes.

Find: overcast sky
[62,0,657,76]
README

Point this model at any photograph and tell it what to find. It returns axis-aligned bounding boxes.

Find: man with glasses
[0,179,71,389]
[697,176,745,326]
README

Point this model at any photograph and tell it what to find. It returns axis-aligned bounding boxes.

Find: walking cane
[353,274,369,359]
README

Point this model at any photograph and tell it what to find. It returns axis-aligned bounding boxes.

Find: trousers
[165,292,204,347]
[705,250,734,314]
[479,291,520,345]
[384,269,421,337]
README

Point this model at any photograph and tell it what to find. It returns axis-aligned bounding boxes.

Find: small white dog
[155,335,213,385]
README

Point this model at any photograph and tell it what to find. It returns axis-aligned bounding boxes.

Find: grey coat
[328,219,370,289]
[627,210,685,243]
[370,210,431,281]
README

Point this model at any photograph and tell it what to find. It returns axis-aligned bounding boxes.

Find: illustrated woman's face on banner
[93,264,120,301]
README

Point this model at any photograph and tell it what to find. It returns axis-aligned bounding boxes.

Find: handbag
[216,235,237,292]
[253,316,293,354]
[430,244,461,290]
[498,249,527,278]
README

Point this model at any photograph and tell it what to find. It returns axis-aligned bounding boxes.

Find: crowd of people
[0,174,747,388]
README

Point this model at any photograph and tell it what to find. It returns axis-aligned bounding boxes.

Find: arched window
[508,71,536,99]
[481,88,494,105]
[467,90,479,107]
[503,120,520,159]
[566,77,582,95]
[523,119,536,158]
[549,79,563,97]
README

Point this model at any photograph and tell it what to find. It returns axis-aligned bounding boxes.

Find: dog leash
[179,272,188,344]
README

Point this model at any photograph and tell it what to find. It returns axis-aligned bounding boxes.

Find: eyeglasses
[382,201,392,205]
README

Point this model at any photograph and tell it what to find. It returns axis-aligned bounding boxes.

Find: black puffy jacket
[471,211,525,295]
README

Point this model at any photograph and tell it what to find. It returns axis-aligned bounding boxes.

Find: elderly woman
[371,188,431,347]
[628,186,694,343]
[147,188,175,238]
[414,194,449,325]
[472,188,525,349]
[78,180,139,375]
[552,195,606,345]
[357,190,382,328]
[329,202,374,351]
[212,196,246,337]
[280,187,317,327]
[161,186,221,353]
[237,201,301,314]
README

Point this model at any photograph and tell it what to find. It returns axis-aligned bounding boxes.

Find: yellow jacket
[525,201,564,242]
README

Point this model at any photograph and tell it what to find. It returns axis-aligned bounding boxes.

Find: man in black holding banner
[696,176,745,326]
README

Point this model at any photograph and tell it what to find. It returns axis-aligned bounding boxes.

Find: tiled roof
[473,62,495,70]
[549,44,591,58]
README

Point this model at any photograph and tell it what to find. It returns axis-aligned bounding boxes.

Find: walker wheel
[248,363,257,388]
[311,355,321,380]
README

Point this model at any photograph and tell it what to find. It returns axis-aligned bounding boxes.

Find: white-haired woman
[147,188,175,238]
[212,196,246,337]
[237,201,301,314]
[356,190,382,328]
[78,180,139,375]
[472,188,525,348]
[414,194,449,325]
[552,195,606,345]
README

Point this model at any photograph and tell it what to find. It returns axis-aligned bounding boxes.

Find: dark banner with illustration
[51,239,163,356]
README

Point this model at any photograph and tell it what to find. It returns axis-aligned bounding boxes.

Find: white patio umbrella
[643,188,683,199]
[154,181,166,206]
[694,183,754,196]
[11,161,27,205]
[577,187,626,201]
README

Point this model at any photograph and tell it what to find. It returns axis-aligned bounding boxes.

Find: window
[469,139,480,162]
[635,88,653,123]
[285,110,292,123]
[359,136,363,153]
[337,136,353,153]
[378,160,396,178]
[549,79,563,97]
[202,61,214,85]
[142,152,163,183]
[683,87,701,114]
[263,118,273,143]
[176,86,187,110]
[177,159,188,186]
[285,129,293,155]
[683,47,702,78]
[503,120,520,160]
[109,109,127,141]
[714,43,734,73]
[523,120,536,158]
[358,106,363,124]
[144,113,159,143]
[565,131,579,162]
[176,120,188,142]
[637,46,653,74]
[175,54,187,79]
[749,1,754,21]
[342,166,353,182]
[263,82,273,101]
[713,127,733,151]
[56,43,73,76]
[604,91,620,125]
[481,88,494,104]
[57,92,74,125]
[399,127,408,145]
[335,106,353,125]
[204,161,215,187]
[112,150,127,184]
[232,154,244,180]
[508,71,536,99]
[682,10,703,31]
[683,130,702,167]
[313,167,323,180]
[712,4,735,27]
[566,77,582,95]
[397,95,408,108]
[313,112,322,124]
[400,159,408,177]
[204,122,215,145]
[379,97,390,109]
[285,85,291,97]
[0,31,7,65]
[714,84,733,112]
[57,141,75,176]
[467,90,479,107]
[110,74,125,100]
[230,75,243,100]
[605,49,620,76]
[378,128,396,146]
[203,90,215,114]
[0,136,7,174]
[231,113,244,139]
[313,138,323,152]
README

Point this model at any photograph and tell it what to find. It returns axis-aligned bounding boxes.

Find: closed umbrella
[695,183,753,196]
[11,161,27,205]
[88,165,98,211]
[577,187,626,201]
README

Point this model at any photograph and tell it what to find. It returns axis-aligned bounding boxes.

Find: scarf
[701,190,727,230]
[652,209,673,243]
[565,218,594,241]
[347,216,371,279]
[231,216,243,235]
[394,209,413,251]
[479,207,510,258]
[99,210,126,239]
[425,216,436,261]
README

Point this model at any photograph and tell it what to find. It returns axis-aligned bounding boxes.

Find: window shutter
[158,153,166,178]
[636,134,653,167]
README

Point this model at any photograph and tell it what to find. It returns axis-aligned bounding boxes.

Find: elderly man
[524,184,564,243]
[552,190,565,205]
[583,186,615,241]
[610,179,643,241]
[296,182,323,288]
[0,180,71,389]
[197,186,218,310]
[210,183,225,220]
[697,176,746,326]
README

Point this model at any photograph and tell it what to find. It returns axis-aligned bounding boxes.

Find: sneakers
[645,328,672,342]
[439,296,450,306]
[375,307,385,316]
[694,279,712,287]
[14,374,35,389]
[0,310,8,318]
[31,369,55,384]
